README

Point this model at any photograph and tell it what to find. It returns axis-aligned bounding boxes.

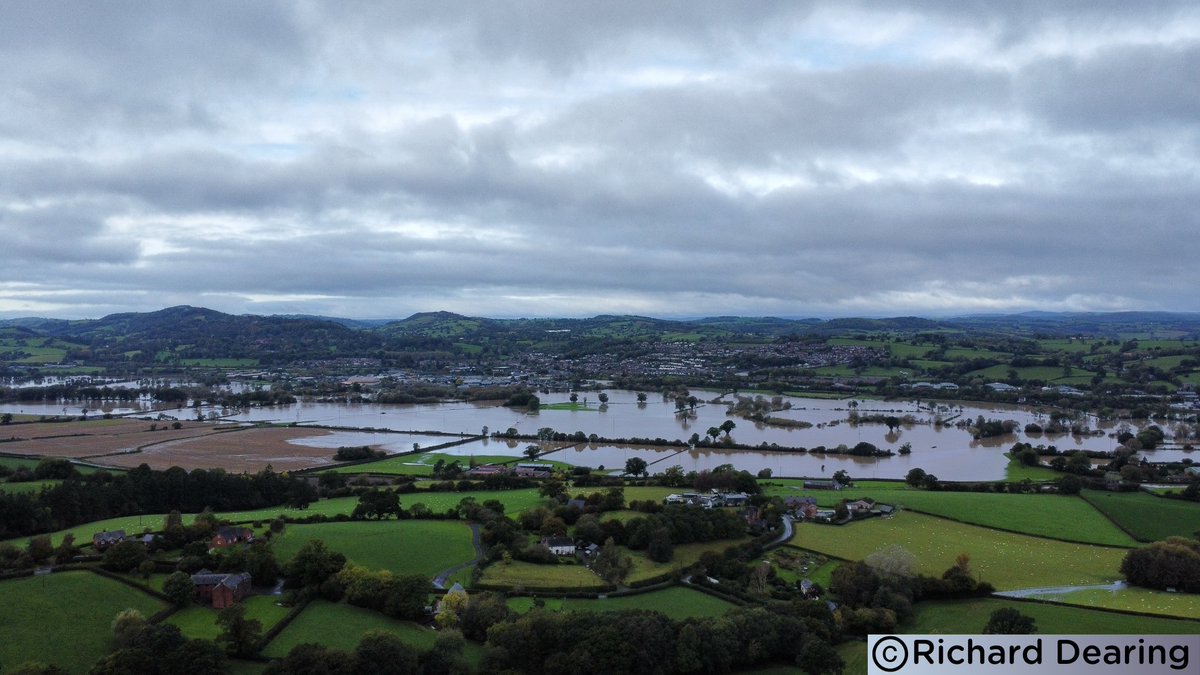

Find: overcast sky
[2,1,1198,320]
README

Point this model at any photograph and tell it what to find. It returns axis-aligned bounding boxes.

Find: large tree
[624,457,648,478]
[216,604,262,657]
[983,607,1037,634]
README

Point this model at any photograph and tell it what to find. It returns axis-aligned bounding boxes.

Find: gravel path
[433,522,484,589]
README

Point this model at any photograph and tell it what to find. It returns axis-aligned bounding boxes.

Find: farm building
[191,570,252,609]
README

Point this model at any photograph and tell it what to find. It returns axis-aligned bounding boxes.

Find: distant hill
[2,305,383,366]
[6,306,1200,370]
[947,312,1200,337]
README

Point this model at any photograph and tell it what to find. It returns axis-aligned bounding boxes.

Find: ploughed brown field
[0,420,352,472]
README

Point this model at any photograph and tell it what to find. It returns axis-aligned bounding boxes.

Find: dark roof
[542,536,574,548]
[192,571,251,589]
[93,530,126,542]
[216,526,252,539]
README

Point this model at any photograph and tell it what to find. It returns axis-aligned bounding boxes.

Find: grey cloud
[1018,44,1200,132]
[1,2,1198,319]
[537,65,1011,167]
[0,203,138,268]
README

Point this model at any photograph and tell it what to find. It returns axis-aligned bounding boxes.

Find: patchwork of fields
[0,571,169,673]
[789,511,1130,590]
[4,423,1199,673]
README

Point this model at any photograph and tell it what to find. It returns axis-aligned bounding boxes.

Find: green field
[261,600,485,665]
[1080,489,1200,542]
[0,338,78,364]
[505,585,736,620]
[835,595,1200,674]
[3,512,175,549]
[849,491,1132,547]
[167,594,292,640]
[178,358,260,367]
[907,597,1200,633]
[790,511,1128,591]
[397,488,546,516]
[626,538,749,585]
[478,559,608,591]
[1019,586,1200,619]
[271,520,475,578]
[967,364,1095,382]
[1002,453,1063,482]
[329,454,575,477]
[0,571,169,673]
[0,456,116,475]
[540,402,598,412]
[1038,339,1114,354]
[0,479,62,495]
[766,481,1134,546]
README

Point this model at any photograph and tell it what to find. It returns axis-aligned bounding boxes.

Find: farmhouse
[541,536,576,556]
[465,464,511,478]
[92,530,126,551]
[785,497,820,520]
[191,570,252,609]
[846,499,874,514]
[211,526,254,549]
[436,582,467,615]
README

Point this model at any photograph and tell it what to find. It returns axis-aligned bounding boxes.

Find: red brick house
[191,570,252,609]
[210,526,254,549]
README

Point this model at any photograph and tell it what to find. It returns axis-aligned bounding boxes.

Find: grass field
[790,511,1128,591]
[1,489,540,549]
[1002,454,1063,482]
[1,498,371,549]
[857,491,1131,547]
[626,538,749,585]
[0,455,116,475]
[540,402,598,412]
[167,595,292,640]
[505,585,736,620]
[327,453,574,476]
[837,641,870,675]
[0,479,62,494]
[1080,489,1200,542]
[396,488,546,516]
[834,595,1200,674]
[907,598,1200,633]
[967,364,1095,382]
[1019,586,1200,619]
[271,520,475,578]
[177,358,260,367]
[766,481,1135,546]
[0,571,168,673]
[261,600,484,666]
[478,559,609,591]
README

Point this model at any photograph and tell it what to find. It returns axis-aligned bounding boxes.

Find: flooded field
[0,390,1177,480]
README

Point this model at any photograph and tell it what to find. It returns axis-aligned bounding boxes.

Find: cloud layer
[2,1,1198,319]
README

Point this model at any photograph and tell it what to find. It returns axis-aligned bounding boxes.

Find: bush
[103,540,149,572]
[983,607,1037,634]
[1120,538,1200,592]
